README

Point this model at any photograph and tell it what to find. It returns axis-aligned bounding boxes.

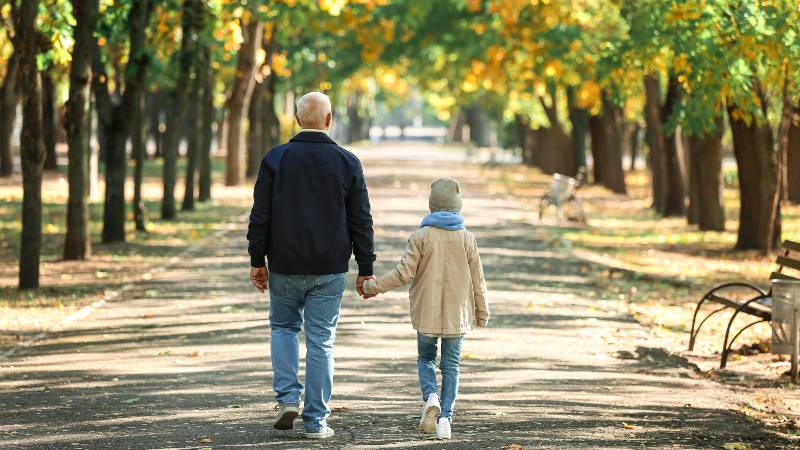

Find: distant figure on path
[361,177,489,440]
[247,91,376,439]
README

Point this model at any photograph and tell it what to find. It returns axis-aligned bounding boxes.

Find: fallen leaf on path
[155,351,172,356]
[226,404,243,409]
[332,406,350,413]
[36,386,50,392]
[121,397,140,404]
[621,422,641,430]
[462,353,481,360]
[198,436,212,444]
[500,445,523,450]
[722,444,751,450]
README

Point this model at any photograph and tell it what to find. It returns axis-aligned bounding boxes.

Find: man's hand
[250,267,269,293]
[476,318,488,327]
[356,275,375,297]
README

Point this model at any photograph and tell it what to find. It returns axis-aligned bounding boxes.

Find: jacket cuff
[251,256,266,268]
[357,262,373,277]
[363,279,377,295]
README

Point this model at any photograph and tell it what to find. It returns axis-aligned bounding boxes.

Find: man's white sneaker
[273,403,300,430]
[436,417,451,439]
[304,425,335,439]
[419,393,441,433]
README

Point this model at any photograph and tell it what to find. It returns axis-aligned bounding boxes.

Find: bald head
[296,91,333,130]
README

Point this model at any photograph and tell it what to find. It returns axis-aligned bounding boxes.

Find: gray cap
[429,177,462,212]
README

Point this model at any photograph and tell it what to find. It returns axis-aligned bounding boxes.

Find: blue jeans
[268,272,346,432]
[417,332,463,419]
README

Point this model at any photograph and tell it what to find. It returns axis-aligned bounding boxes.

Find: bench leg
[688,305,728,351]
[720,295,769,369]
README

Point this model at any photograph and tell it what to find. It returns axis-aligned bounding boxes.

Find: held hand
[250,267,269,293]
[356,275,375,297]
[476,318,488,327]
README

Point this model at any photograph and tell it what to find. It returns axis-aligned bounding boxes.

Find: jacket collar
[290,131,336,144]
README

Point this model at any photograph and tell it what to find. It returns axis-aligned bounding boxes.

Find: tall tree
[92,0,152,242]
[197,46,214,203]
[182,12,207,212]
[0,3,19,177]
[161,0,201,219]
[131,91,147,231]
[16,0,45,289]
[788,105,800,203]
[224,14,262,186]
[41,72,57,171]
[63,0,98,261]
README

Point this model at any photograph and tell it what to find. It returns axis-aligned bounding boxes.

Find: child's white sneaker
[304,425,335,439]
[419,393,441,433]
[435,417,451,439]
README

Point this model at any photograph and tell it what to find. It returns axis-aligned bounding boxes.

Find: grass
[0,154,252,347]
[485,163,800,355]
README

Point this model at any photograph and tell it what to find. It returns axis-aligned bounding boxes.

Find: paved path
[0,143,792,449]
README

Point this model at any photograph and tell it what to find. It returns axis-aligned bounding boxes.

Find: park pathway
[0,143,792,449]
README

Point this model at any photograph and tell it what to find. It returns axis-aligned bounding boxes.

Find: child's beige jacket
[363,227,489,336]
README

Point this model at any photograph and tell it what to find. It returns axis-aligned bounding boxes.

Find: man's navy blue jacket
[247,131,375,276]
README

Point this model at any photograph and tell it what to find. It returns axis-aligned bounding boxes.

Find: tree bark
[224,15,262,186]
[567,87,588,174]
[261,65,280,154]
[0,33,20,177]
[182,46,205,211]
[728,84,781,252]
[687,118,725,231]
[198,46,214,203]
[537,93,572,175]
[246,79,263,178]
[787,104,800,203]
[132,88,147,231]
[92,0,152,242]
[588,94,626,193]
[146,90,163,159]
[628,123,640,171]
[162,0,200,218]
[661,76,686,216]
[42,72,57,170]
[464,104,491,147]
[63,0,97,261]
[644,74,667,212]
[17,0,45,289]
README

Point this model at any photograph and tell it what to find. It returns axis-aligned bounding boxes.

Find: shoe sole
[419,405,440,433]
[305,430,335,439]
[273,410,299,430]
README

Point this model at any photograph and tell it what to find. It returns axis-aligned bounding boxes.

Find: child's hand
[476,318,488,327]
[362,293,377,300]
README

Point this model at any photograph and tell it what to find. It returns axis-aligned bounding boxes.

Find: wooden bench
[688,240,800,368]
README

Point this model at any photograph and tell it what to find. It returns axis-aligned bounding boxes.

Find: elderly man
[247,92,375,439]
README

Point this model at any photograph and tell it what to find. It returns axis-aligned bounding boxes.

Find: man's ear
[295,114,302,128]
[325,113,333,128]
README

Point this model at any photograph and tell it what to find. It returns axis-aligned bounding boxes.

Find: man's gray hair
[296,91,332,128]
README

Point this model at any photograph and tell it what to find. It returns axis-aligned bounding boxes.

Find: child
[362,177,489,440]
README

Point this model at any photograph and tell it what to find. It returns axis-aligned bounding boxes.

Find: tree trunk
[643,74,667,212]
[447,111,467,143]
[728,85,780,252]
[162,0,200,218]
[661,77,686,216]
[262,66,280,154]
[687,118,725,231]
[588,94,626,193]
[224,16,262,186]
[146,90,163,159]
[464,104,490,147]
[787,104,800,203]
[567,87,588,174]
[246,79,263,178]
[0,43,20,177]
[63,0,97,261]
[17,0,45,289]
[42,72,58,171]
[182,49,205,211]
[132,88,147,231]
[537,93,572,175]
[628,123,640,171]
[198,46,214,203]
[92,0,152,242]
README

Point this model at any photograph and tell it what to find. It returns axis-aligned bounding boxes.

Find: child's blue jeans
[417,332,463,419]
